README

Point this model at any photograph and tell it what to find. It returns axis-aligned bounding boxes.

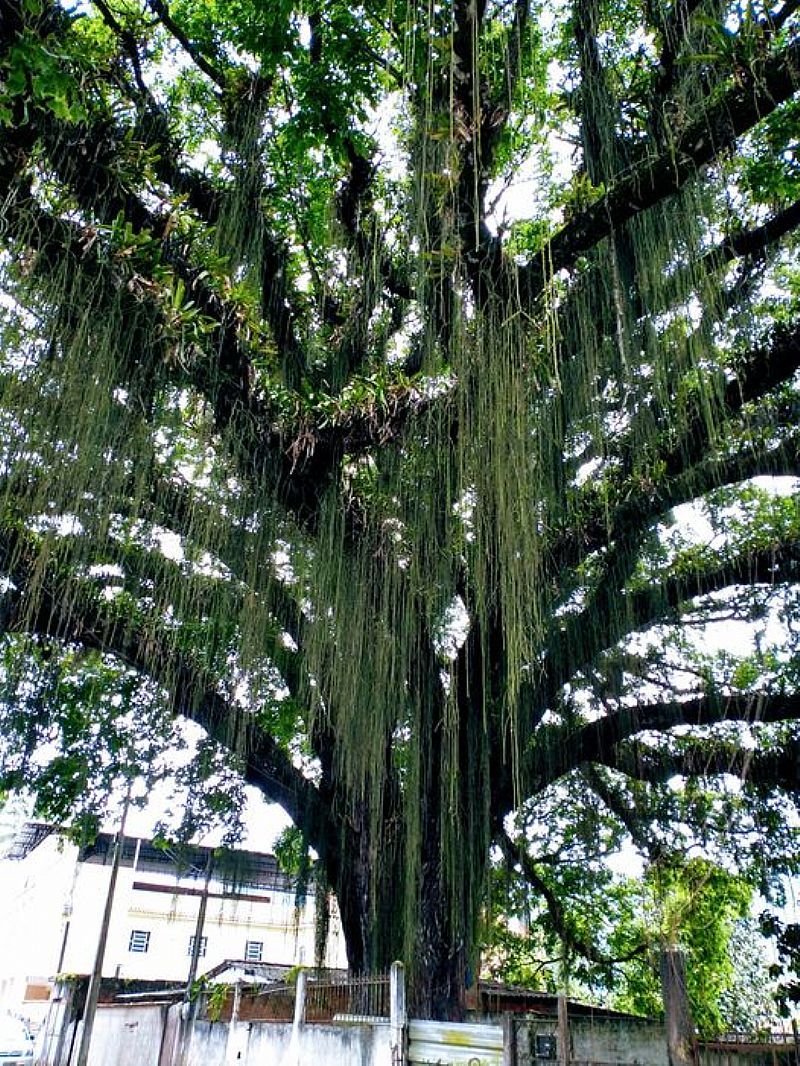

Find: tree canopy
[0,0,799,1021]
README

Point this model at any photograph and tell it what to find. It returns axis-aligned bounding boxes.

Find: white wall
[0,836,78,1021]
[81,1004,169,1066]
[49,1005,393,1066]
[173,1014,393,1066]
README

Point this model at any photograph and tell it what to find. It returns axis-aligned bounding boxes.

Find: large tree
[0,0,799,1020]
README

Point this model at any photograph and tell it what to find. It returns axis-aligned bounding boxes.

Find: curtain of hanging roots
[0,0,764,987]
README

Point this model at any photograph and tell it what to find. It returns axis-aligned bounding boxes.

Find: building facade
[0,823,346,1027]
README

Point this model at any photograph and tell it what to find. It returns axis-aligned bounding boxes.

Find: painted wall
[81,1004,169,1066]
[0,835,77,1022]
[64,861,342,981]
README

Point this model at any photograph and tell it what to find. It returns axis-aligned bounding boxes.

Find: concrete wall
[701,1044,797,1066]
[513,1014,669,1065]
[186,1018,392,1066]
[91,1007,390,1066]
[37,1002,393,1066]
[83,1004,168,1066]
[573,1016,669,1065]
[512,1016,796,1066]
[34,989,793,1066]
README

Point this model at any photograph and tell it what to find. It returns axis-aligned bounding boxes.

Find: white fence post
[294,969,308,1028]
[502,1015,516,1066]
[390,961,407,1065]
[224,981,244,1066]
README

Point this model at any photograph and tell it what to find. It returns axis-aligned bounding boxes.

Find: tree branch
[145,0,227,91]
[515,39,800,301]
[497,828,644,965]
[528,691,800,793]
[0,528,331,847]
[772,0,800,33]
[92,0,149,99]
[552,318,800,579]
[478,0,531,182]
[659,198,800,311]
[663,322,800,479]
[649,0,709,102]
[539,532,800,739]
[581,764,661,856]
[0,126,434,527]
[613,732,800,794]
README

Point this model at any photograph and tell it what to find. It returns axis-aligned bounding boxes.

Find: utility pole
[185,852,213,992]
[74,781,132,1066]
[557,994,571,1066]
[176,851,214,1066]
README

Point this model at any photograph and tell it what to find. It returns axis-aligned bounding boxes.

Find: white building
[0,823,346,1026]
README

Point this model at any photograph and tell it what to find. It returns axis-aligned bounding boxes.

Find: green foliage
[740,100,800,206]
[485,852,771,1034]
[1,30,86,124]
[609,860,753,1035]
[0,640,172,818]
[719,918,780,1033]
[481,914,559,991]
[204,981,230,1021]
[274,825,308,879]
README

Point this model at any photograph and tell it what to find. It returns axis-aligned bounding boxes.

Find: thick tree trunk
[407,619,492,1021]
[331,794,405,975]
[332,805,373,975]
[414,867,468,1020]
[321,615,489,1021]
[332,787,469,1021]
[313,696,406,976]
[407,647,467,1019]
